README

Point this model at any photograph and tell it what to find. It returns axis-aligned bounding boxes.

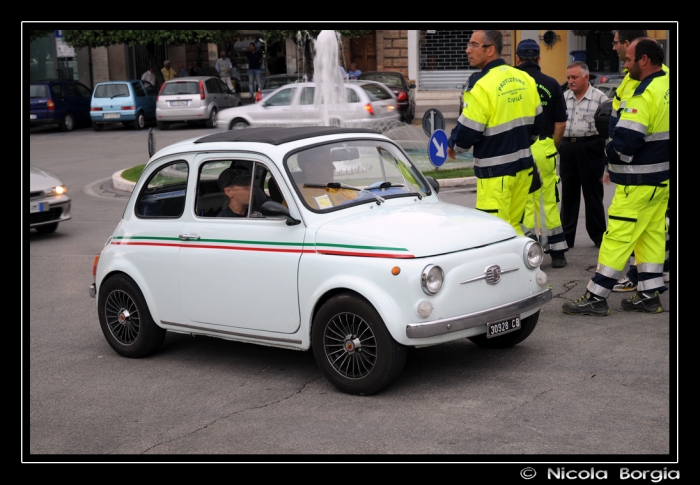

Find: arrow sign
[428,129,449,168]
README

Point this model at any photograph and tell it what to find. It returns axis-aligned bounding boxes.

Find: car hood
[30,165,63,191]
[312,202,516,258]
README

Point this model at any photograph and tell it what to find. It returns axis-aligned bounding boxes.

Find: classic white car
[89,126,551,395]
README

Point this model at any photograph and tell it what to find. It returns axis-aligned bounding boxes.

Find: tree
[262,30,369,80]
[61,30,240,80]
[29,30,54,43]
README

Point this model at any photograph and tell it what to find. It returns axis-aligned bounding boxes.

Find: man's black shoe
[551,254,567,268]
[621,291,663,313]
[562,292,610,316]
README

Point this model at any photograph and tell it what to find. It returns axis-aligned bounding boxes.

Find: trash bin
[570,50,587,63]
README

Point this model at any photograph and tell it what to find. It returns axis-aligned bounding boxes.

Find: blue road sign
[428,129,449,167]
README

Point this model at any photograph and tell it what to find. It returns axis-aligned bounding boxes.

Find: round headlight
[524,240,544,269]
[421,265,444,295]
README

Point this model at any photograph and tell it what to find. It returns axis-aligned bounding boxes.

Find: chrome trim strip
[460,267,518,284]
[405,288,551,338]
[161,320,302,344]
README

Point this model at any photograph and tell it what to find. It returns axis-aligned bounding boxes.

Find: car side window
[51,84,64,98]
[205,78,218,94]
[300,87,315,105]
[64,83,78,97]
[196,160,274,218]
[143,82,157,96]
[346,88,359,103]
[215,78,228,93]
[133,82,146,97]
[136,161,188,218]
[266,87,295,107]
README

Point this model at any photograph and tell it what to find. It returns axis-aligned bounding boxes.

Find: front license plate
[30,201,49,213]
[486,315,521,338]
[30,114,37,120]
[104,113,120,119]
[170,101,187,106]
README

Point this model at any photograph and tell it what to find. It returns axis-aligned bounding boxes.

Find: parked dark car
[357,71,416,123]
[259,73,304,100]
[90,80,158,131]
[30,79,93,131]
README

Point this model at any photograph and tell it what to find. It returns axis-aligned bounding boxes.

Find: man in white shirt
[559,61,609,249]
[216,51,234,91]
[141,66,156,87]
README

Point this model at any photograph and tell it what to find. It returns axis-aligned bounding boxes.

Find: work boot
[613,275,637,292]
[562,292,610,316]
[551,253,567,268]
[621,291,663,313]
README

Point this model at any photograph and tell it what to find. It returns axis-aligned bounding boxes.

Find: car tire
[60,113,75,132]
[97,273,166,358]
[205,108,218,128]
[229,118,249,130]
[35,223,58,234]
[92,121,104,132]
[467,310,540,349]
[134,112,146,130]
[311,293,407,395]
[157,121,169,131]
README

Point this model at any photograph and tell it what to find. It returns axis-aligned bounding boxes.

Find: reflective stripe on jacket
[606,70,669,186]
[449,59,544,178]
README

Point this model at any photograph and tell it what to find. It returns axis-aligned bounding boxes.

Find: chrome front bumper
[405,288,552,339]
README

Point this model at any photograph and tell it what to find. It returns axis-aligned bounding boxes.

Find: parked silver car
[155,76,242,130]
[29,164,71,234]
[217,80,400,131]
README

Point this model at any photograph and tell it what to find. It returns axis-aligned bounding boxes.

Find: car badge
[485,265,501,285]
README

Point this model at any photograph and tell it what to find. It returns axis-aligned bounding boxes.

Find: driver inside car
[295,145,358,209]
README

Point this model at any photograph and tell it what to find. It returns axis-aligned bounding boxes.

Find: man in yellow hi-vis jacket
[563,38,669,316]
[447,30,544,236]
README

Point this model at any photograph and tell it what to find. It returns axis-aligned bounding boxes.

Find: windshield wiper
[304,183,386,205]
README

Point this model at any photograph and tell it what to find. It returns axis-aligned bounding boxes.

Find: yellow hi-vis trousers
[475,168,531,236]
[522,137,568,252]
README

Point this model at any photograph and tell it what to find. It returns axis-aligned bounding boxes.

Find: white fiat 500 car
[216,80,400,131]
[89,127,551,395]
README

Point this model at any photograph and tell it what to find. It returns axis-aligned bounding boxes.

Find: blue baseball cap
[517,39,540,57]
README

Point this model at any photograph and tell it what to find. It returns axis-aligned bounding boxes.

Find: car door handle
[179,234,201,241]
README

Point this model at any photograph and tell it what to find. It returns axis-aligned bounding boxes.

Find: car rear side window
[360,84,392,101]
[64,83,79,97]
[133,82,146,97]
[136,161,189,218]
[346,88,359,103]
[51,84,64,97]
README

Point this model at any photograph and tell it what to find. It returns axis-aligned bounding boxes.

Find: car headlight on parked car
[421,264,444,295]
[524,240,544,269]
[45,185,67,196]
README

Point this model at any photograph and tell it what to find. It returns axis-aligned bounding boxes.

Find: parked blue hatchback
[30,79,93,132]
[90,80,157,131]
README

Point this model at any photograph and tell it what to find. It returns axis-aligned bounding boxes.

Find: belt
[563,135,600,143]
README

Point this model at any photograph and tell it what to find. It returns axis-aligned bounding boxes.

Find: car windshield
[30,85,49,98]
[361,74,402,87]
[94,84,130,98]
[161,82,201,95]
[359,83,393,101]
[286,139,430,212]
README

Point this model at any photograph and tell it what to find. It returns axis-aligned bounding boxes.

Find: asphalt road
[25,120,676,470]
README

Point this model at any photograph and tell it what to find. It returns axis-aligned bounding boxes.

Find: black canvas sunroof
[194,126,379,145]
